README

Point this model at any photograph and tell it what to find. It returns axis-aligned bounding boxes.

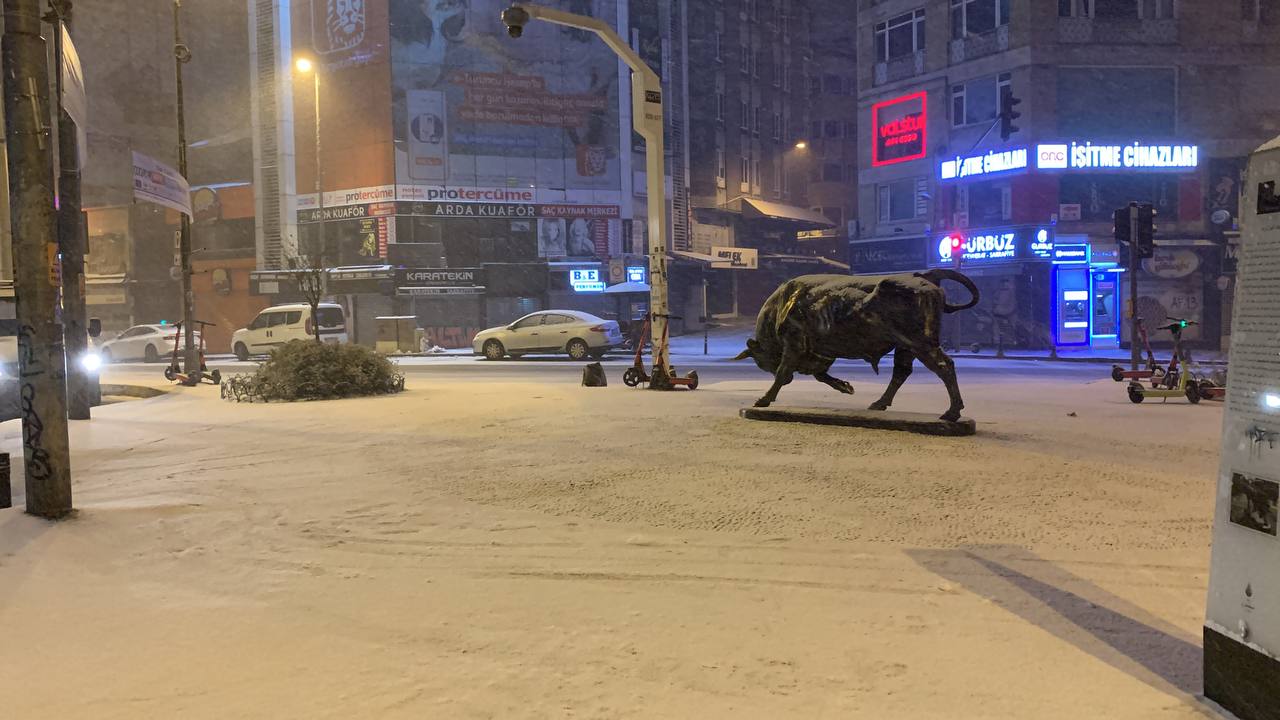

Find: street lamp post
[172,0,196,375]
[295,57,322,266]
[500,4,675,385]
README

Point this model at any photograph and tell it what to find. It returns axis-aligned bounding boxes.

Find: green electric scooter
[1126,317,1201,404]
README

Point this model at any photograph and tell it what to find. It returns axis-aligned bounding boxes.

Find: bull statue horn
[732,347,753,361]
[733,339,757,360]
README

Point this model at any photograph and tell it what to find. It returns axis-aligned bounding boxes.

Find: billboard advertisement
[389,0,622,196]
[871,91,927,168]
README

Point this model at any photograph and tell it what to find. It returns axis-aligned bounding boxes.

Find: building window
[1058,0,1093,16]
[1242,0,1278,22]
[714,31,723,61]
[874,8,926,62]
[810,120,822,139]
[960,181,1013,225]
[845,163,857,182]
[816,206,843,226]
[772,112,782,140]
[1137,0,1175,18]
[822,163,842,182]
[740,42,751,73]
[716,92,725,122]
[773,59,782,86]
[878,177,922,222]
[843,121,856,138]
[782,61,791,91]
[952,0,1010,39]
[824,120,841,138]
[1093,0,1138,18]
[741,100,750,130]
[752,158,761,187]
[951,72,1011,127]
[740,155,750,186]
[753,106,761,134]
[823,74,843,95]
[716,149,726,181]
[1057,67,1175,136]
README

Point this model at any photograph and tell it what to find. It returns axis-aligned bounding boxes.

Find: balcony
[949,25,1009,64]
[1058,17,1178,44]
[873,50,925,87]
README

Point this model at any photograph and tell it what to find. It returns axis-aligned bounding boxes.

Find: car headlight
[80,352,103,372]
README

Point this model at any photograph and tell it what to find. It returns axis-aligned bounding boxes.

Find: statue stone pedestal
[739,406,976,437]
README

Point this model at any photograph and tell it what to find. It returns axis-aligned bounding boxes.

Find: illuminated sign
[626,265,647,283]
[569,268,604,293]
[939,148,1028,181]
[930,226,1054,267]
[872,92,927,167]
[1052,244,1090,264]
[1035,142,1199,171]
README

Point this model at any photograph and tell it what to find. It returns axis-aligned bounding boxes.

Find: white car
[472,310,623,361]
[231,303,348,361]
[99,324,200,363]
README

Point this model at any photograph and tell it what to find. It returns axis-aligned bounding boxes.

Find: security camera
[501,5,530,38]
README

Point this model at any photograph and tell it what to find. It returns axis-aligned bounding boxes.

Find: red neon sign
[871,91,928,167]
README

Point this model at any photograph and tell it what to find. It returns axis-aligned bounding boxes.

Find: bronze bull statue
[735,269,980,422]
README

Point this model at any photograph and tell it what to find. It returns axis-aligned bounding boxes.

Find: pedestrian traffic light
[1113,206,1132,245]
[1135,203,1156,259]
[999,92,1021,141]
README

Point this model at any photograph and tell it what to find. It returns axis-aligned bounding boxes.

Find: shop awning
[669,250,718,264]
[740,198,836,230]
[604,280,650,294]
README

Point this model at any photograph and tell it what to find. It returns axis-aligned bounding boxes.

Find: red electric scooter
[621,314,698,390]
[164,320,221,386]
[1111,317,1166,385]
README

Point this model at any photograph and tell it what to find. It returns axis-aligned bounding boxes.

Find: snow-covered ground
[0,368,1227,718]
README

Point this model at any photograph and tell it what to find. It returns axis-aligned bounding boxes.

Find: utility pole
[49,0,90,420]
[173,0,196,374]
[2,0,73,518]
[1129,202,1140,372]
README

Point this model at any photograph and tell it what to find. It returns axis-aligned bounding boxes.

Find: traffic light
[999,92,1021,141]
[1113,206,1132,246]
[1135,203,1156,259]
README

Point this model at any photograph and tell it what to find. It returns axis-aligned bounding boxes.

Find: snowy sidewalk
[0,370,1226,719]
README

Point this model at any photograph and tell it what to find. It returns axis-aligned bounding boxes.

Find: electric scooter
[164,320,222,386]
[1126,317,1200,404]
[1111,316,1166,384]
[621,313,698,390]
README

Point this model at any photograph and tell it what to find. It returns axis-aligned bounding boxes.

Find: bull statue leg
[753,343,802,408]
[868,347,913,411]
[916,346,965,422]
[814,367,854,396]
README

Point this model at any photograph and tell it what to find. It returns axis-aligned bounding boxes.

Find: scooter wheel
[211,370,222,385]
[163,366,176,381]
[1186,383,1202,404]
[622,367,642,387]
[1127,384,1145,404]
[1111,366,1125,382]
[1198,379,1216,400]
[686,370,699,391]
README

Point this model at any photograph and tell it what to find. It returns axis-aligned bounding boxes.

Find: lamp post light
[295,55,322,265]
[500,4,677,387]
[173,0,197,375]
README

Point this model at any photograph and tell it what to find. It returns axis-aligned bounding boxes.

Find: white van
[231,303,348,360]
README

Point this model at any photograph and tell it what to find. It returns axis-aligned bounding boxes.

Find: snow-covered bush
[222,341,404,402]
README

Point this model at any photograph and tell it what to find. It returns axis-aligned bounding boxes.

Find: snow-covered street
[0,367,1225,718]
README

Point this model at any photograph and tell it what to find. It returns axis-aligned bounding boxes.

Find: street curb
[950,353,1229,366]
[99,384,169,399]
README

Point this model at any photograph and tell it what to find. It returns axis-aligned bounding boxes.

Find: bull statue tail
[916,268,980,313]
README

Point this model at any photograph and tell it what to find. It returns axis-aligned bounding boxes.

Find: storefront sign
[929,227,1054,267]
[132,151,192,217]
[1142,248,1201,279]
[1035,142,1199,171]
[938,148,1028,181]
[399,286,485,296]
[711,246,758,269]
[395,184,536,204]
[569,268,605,292]
[871,92,927,168]
[1052,244,1090,264]
[397,202,537,218]
[626,265,647,283]
[1058,203,1082,221]
[537,204,621,219]
[849,238,927,274]
[395,268,483,287]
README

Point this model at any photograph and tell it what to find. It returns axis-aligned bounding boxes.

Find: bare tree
[289,253,326,344]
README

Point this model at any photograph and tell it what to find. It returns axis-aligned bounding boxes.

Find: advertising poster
[132,151,192,217]
[390,0,622,194]
[407,89,448,181]
[538,218,567,257]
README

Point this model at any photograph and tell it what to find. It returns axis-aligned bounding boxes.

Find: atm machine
[1052,244,1091,346]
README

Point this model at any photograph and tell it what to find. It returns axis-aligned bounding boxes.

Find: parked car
[99,324,200,363]
[472,310,623,361]
[231,303,348,361]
